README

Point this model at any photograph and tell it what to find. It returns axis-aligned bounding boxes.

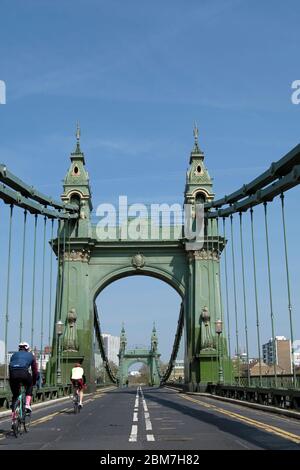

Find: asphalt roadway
[0,386,300,450]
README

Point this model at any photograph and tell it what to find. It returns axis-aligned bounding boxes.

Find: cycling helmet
[18,341,30,351]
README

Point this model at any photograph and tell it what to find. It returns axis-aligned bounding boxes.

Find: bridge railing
[207,383,300,411]
[0,384,72,410]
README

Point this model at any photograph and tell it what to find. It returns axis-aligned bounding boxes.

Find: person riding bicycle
[70,362,86,408]
[9,342,38,415]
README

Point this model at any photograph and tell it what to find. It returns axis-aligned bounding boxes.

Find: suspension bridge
[0,127,300,449]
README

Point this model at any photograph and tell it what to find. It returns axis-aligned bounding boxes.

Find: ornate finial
[192,122,201,153]
[152,322,156,332]
[75,122,81,153]
[193,122,198,144]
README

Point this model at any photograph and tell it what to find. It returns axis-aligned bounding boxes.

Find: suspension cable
[4,204,14,387]
[19,210,27,342]
[31,214,38,348]
[230,214,240,385]
[222,217,232,383]
[239,212,250,386]
[280,194,296,387]
[48,219,54,348]
[210,218,217,324]
[250,208,262,386]
[216,217,225,382]
[39,216,47,378]
[263,202,277,387]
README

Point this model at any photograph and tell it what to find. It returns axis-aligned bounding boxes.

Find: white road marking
[129,424,138,442]
[128,386,155,442]
[142,399,148,412]
[145,418,152,431]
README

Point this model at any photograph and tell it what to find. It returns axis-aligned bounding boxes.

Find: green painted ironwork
[2,132,300,396]
[117,324,161,387]
[206,144,300,212]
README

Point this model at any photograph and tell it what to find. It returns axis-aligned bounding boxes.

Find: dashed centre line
[128,386,155,443]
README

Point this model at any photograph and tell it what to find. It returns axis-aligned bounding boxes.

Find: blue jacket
[9,351,38,384]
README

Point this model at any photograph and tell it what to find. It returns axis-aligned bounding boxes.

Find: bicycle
[72,381,81,414]
[11,385,31,437]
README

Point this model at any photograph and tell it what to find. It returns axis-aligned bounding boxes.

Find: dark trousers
[9,369,33,409]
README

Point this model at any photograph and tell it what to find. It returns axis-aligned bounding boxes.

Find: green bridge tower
[47,126,229,392]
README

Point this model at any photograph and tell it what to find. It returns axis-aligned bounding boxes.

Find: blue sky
[0,0,300,363]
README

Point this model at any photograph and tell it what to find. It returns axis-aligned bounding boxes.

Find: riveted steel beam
[0,164,78,212]
[207,164,300,218]
[0,183,78,219]
[205,144,300,210]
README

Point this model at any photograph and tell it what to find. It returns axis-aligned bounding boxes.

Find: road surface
[0,386,299,450]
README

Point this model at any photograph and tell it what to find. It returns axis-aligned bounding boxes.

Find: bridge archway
[95,271,183,348]
[93,267,184,386]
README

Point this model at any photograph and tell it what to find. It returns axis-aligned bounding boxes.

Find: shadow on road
[138,387,299,450]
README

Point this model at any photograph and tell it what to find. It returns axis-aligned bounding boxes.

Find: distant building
[249,360,285,376]
[172,359,184,381]
[0,340,4,364]
[262,337,292,373]
[32,346,52,371]
[293,340,300,366]
[102,334,120,366]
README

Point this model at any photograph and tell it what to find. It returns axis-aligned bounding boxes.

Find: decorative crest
[132,253,145,269]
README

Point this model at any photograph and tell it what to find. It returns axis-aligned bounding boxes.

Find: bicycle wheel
[23,409,31,432]
[73,392,79,414]
[12,404,21,438]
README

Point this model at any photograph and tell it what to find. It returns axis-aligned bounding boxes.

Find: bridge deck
[0,386,299,450]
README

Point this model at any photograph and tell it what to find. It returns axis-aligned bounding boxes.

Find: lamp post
[56,320,64,385]
[215,319,224,384]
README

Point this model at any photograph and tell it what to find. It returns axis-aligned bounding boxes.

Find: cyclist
[9,342,38,416]
[70,362,86,408]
